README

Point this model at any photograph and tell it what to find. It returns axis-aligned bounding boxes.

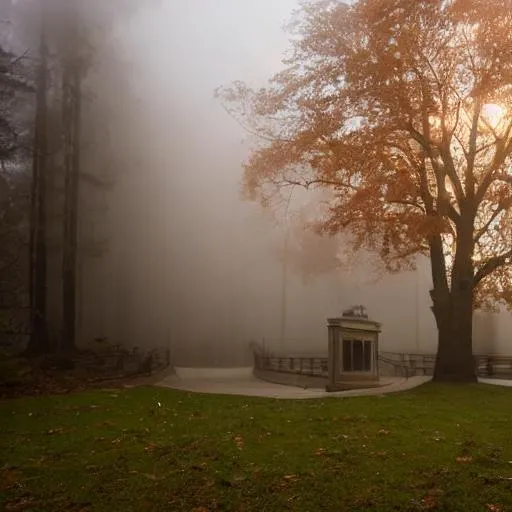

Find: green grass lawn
[1,383,512,512]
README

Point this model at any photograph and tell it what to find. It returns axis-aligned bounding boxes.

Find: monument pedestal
[326,306,381,392]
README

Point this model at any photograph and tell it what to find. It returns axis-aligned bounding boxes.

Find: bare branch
[474,248,512,286]
[279,176,351,191]
[476,135,512,203]
[218,103,292,144]
[465,99,481,199]
[474,199,512,243]
[388,199,426,214]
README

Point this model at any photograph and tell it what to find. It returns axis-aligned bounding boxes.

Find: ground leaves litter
[1,384,512,511]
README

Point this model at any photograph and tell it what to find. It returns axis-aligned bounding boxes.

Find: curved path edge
[156,368,431,399]
[156,368,512,399]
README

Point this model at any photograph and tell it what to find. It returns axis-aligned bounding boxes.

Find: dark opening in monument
[343,339,352,371]
[364,340,372,370]
[353,340,363,371]
[342,339,373,372]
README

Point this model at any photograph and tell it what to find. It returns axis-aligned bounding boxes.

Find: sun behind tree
[218,0,512,382]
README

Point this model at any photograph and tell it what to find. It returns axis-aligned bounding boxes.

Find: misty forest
[1,1,512,511]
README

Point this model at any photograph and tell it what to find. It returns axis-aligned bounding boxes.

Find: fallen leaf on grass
[477,474,512,484]
[283,474,299,483]
[426,489,444,497]
[315,448,325,456]
[378,429,390,435]
[191,463,208,472]
[421,496,438,510]
[47,428,64,435]
[233,435,244,450]
[142,473,161,481]
[456,456,473,463]
[0,467,22,491]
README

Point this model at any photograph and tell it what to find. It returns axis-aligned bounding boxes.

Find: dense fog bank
[72,1,512,366]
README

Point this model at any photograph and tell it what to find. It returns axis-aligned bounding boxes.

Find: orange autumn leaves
[217,0,512,306]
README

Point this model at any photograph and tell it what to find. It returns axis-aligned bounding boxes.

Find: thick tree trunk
[431,222,477,383]
[432,286,477,382]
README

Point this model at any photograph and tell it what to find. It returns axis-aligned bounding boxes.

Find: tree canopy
[219,0,512,310]
[218,0,512,380]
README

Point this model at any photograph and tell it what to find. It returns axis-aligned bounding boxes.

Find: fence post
[327,318,341,390]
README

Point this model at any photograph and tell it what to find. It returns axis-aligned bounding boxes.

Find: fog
[74,1,512,366]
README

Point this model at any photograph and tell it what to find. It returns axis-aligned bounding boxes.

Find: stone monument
[326,305,381,391]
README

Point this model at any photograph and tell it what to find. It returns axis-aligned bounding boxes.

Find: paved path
[157,367,432,399]
[480,378,512,387]
[157,368,512,399]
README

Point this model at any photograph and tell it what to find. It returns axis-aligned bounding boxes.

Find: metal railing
[254,350,512,379]
[254,353,328,376]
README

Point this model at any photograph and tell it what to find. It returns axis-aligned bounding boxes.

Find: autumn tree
[218,0,512,382]
[277,203,342,284]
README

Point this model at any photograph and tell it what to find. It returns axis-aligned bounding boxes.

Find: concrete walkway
[157,367,432,399]
[156,368,512,399]
[480,378,512,387]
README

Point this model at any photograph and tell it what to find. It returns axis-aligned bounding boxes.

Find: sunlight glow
[428,115,441,129]
[482,103,507,129]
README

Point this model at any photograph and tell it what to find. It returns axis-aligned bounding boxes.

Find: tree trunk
[432,285,477,382]
[431,222,477,383]
[26,17,49,355]
[61,60,82,353]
